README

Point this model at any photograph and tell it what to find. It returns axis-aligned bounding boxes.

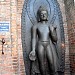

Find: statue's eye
[41,14,43,16]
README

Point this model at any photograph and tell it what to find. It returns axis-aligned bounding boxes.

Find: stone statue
[29,6,60,75]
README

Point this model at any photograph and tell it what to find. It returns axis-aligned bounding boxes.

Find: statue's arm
[31,26,37,52]
[49,26,57,42]
[29,26,37,61]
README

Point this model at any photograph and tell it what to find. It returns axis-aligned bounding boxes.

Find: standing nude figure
[29,6,59,75]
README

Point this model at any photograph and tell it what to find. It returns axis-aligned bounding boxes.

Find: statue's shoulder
[31,25,37,30]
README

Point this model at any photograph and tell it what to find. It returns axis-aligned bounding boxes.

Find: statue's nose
[43,14,45,18]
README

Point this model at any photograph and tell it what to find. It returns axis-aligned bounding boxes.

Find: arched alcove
[21,0,66,75]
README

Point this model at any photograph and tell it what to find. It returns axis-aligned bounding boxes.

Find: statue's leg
[50,44,60,75]
[37,42,45,75]
[46,45,55,75]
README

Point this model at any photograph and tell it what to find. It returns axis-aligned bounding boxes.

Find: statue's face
[40,10,48,21]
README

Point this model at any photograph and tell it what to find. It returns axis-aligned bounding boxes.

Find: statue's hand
[29,51,36,61]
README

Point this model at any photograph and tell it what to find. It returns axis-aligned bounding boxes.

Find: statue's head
[37,6,48,22]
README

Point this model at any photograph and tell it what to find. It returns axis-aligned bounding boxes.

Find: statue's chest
[37,25,49,33]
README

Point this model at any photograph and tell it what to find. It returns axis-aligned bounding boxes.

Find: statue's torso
[37,24,50,42]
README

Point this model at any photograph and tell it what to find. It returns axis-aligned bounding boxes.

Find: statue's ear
[38,18,40,22]
[47,17,48,21]
[37,16,40,22]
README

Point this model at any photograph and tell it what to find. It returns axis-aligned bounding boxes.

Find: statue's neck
[41,21,47,24]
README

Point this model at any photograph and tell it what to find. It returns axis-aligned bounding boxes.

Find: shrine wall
[0,0,75,75]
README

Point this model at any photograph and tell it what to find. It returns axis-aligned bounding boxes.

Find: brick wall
[57,0,71,75]
[64,0,75,74]
[0,0,13,75]
[16,0,25,75]
[0,0,25,75]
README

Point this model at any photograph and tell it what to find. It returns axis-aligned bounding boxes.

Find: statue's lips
[38,19,48,22]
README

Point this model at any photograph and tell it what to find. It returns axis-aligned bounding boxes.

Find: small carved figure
[29,6,59,75]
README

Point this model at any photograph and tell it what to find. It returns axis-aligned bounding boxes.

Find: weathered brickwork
[64,0,75,75]
[0,0,25,75]
[0,0,75,75]
[0,0,12,75]
[57,0,71,75]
